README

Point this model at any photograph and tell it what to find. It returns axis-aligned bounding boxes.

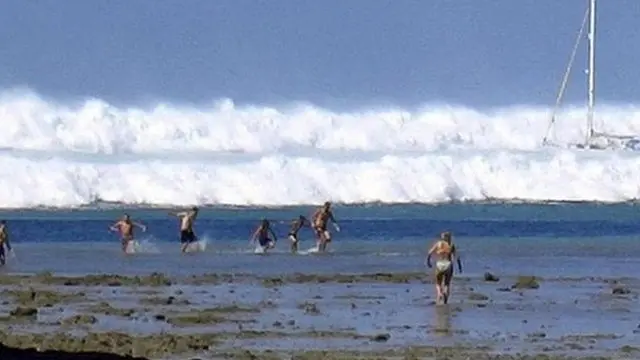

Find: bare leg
[442,268,454,304]
[319,230,331,252]
[442,285,449,304]
[314,229,324,251]
[434,272,444,304]
[266,240,275,252]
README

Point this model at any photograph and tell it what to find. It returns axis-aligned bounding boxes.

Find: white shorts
[436,260,452,272]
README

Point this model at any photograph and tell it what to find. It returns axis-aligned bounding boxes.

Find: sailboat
[542,0,640,150]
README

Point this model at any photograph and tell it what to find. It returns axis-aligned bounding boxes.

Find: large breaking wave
[1,89,640,208]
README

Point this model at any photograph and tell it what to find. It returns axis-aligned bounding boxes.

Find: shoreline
[0,199,637,212]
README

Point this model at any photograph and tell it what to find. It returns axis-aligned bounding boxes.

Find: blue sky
[0,0,639,108]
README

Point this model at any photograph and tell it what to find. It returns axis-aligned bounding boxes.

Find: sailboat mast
[586,0,596,144]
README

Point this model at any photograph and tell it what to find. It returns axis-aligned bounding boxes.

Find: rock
[62,314,98,326]
[371,333,390,342]
[484,272,500,282]
[512,276,540,289]
[528,331,546,338]
[10,307,38,317]
[612,287,631,295]
[300,302,320,315]
[468,293,489,301]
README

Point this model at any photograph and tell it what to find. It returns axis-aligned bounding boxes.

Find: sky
[0,0,639,109]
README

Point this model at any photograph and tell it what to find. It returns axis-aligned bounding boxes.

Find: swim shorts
[180,230,197,244]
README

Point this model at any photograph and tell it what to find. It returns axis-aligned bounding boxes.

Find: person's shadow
[0,343,149,360]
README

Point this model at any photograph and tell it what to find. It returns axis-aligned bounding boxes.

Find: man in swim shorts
[251,219,277,252]
[426,231,463,305]
[311,201,340,252]
[110,213,147,253]
[0,221,12,266]
[169,206,199,253]
[288,215,310,253]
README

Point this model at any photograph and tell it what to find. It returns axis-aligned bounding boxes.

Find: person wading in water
[426,231,462,304]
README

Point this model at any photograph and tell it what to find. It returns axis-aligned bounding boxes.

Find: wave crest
[0,89,639,208]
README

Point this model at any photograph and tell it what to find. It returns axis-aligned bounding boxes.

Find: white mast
[586,0,596,146]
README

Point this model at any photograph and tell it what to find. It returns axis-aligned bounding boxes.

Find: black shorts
[180,230,197,244]
[121,236,133,244]
[259,237,274,247]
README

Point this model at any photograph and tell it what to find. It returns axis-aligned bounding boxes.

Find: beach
[1,268,639,359]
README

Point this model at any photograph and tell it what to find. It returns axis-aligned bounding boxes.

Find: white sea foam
[1,89,640,208]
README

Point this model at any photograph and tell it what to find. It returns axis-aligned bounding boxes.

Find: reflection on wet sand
[434,305,452,335]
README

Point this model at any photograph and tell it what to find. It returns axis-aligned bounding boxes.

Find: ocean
[3,203,640,278]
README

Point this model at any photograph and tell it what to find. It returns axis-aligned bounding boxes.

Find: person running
[251,219,277,252]
[288,215,310,253]
[0,221,12,266]
[169,206,199,253]
[311,201,340,252]
[109,213,147,253]
[426,231,463,305]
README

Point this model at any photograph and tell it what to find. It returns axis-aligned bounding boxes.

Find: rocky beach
[1,271,639,359]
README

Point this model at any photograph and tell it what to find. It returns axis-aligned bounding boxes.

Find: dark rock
[10,307,38,317]
[612,287,631,295]
[371,333,390,342]
[483,272,499,282]
[512,276,540,289]
[62,314,98,326]
[0,342,150,359]
[300,302,320,315]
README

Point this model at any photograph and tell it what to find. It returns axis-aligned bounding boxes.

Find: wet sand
[0,271,639,359]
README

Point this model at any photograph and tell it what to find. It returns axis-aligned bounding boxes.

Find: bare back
[0,225,6,244]
[257,225,270,240]
[431,240,454,261]
[116,221,134,238]
[313,210,332,229]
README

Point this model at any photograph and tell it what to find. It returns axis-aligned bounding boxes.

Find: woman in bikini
[426,231,463,304]
[251,219,278,252]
